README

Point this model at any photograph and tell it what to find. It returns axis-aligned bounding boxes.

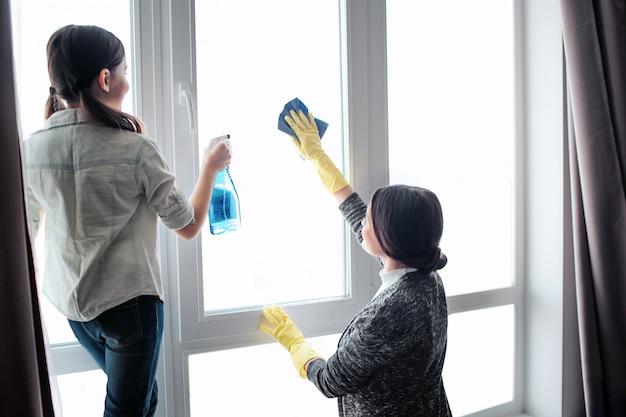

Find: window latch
[179,82,197,133]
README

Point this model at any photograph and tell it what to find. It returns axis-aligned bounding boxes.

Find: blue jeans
[69,296,164,417]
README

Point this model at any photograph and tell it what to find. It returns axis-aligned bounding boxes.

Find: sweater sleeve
[339,192,382,266]
[338,192,367,245]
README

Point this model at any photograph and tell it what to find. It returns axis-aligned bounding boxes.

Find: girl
[24,25,231,416]
[260,109,452,416]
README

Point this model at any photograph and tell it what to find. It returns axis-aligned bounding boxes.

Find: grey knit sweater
[306,192,452,417]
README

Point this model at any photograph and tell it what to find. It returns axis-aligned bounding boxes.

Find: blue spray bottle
[207,135,241,235]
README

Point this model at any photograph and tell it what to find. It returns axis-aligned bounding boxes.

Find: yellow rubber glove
[284,109,349,194]
[260,305,323,378]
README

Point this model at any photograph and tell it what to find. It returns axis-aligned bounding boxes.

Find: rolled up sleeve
[137,140,194,230]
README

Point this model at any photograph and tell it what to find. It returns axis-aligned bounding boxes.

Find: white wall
[522,0,568,415]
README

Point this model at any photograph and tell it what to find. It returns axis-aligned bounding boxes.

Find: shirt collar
[43,108,91,130]
[373,267,418,299]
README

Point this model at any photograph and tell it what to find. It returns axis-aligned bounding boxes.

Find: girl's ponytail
[45,87,64,119]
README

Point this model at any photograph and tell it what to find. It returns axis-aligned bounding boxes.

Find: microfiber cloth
[277,98,328,140]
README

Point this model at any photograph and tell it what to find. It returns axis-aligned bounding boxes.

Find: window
[386,1,521,415]
[169,1,522,415]
[169,0,370,350]
[188,333,341,415]
[445,305,516,415]
[387,0,516,297]
[194,0,346,313]
[12,1,569,416]
[167,2,372,415]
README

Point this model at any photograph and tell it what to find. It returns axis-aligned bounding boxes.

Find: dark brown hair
[370,185,447,273]
[45,24,144,133]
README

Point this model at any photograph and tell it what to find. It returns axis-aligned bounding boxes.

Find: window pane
[386,1,515,296]
[194,1,345,312]
[189,334,341,416]
[444,305,515,416]
[11,0,133,344]
[57,370,107,417]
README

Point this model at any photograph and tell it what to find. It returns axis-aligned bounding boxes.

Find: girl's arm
[176,141,232,240]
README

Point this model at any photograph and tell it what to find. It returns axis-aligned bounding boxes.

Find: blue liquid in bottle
[209,167,241,235]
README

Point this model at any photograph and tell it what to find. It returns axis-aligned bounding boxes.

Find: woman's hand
[283,110,349,195]
[260,305,323,378]
[284,110,324,161]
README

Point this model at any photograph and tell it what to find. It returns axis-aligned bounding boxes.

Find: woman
[260,109,452,416]
[24,25,231,416]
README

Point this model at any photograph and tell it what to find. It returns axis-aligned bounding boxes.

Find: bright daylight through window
[195,0,346,313]
[387,1,517,416]
[11,0,520,416]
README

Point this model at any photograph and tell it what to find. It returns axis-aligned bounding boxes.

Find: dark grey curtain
[0,0,55,415]
[561,1,626,416]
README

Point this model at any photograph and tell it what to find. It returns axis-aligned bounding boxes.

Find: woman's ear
[97,68,111,93]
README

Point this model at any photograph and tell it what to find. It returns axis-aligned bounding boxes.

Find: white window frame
[163,0,374,339]
[35,0,569,416]
[159,1,378,415]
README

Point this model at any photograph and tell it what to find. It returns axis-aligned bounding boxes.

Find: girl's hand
[177,138,234,240]
[203,139,232,173]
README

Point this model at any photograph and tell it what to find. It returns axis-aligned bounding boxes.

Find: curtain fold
[0,0,55,415]
[561,0,626,416]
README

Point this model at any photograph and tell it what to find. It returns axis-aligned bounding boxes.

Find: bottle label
[207,135,240,235]
[209,185,240,234]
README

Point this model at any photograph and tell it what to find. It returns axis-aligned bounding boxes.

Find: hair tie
[49,86,56,96]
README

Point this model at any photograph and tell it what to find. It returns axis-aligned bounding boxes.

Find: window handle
[179,82,197,133]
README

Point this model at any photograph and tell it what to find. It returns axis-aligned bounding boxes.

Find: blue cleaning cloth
[277,98,328,140]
